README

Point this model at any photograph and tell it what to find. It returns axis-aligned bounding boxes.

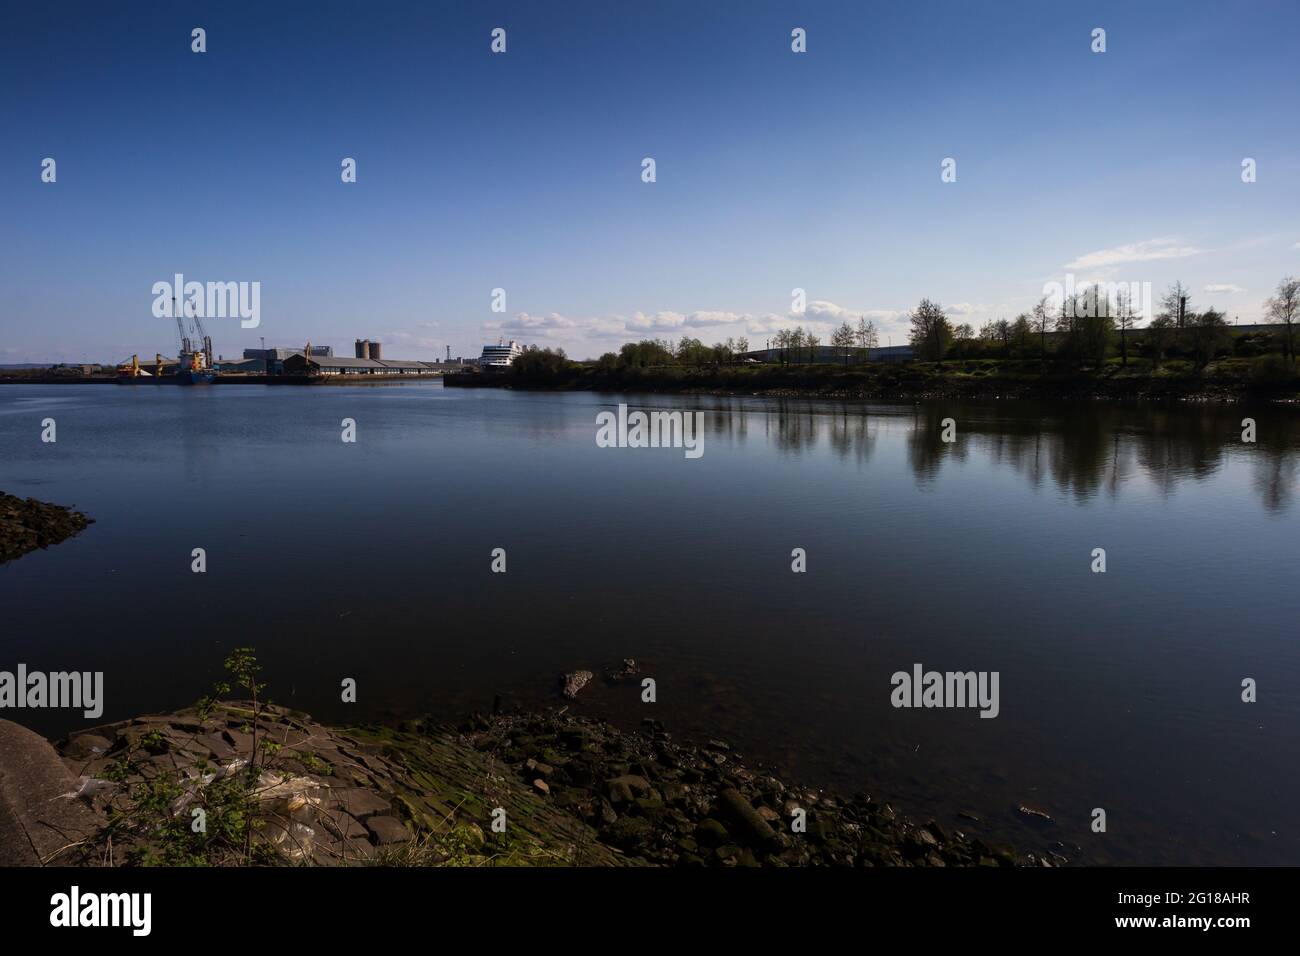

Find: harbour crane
[171,296,216,384]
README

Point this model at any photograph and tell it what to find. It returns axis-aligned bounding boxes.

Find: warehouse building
[241,345,333,374]
[281,347,440,377]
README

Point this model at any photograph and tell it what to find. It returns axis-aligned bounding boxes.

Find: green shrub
[1251,353,1294,385]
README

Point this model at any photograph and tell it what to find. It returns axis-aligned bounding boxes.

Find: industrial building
[214,356,263,373]
[234,345,333,374]
[281,340,441,376]
[121,338,459,379]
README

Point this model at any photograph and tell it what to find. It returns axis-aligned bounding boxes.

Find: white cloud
[1065,237,1203,271]
[485,310,759,345]
[1203,284,1244,294]
[945,302,990,317]
[482,301,915,356]
[801,300,857,323]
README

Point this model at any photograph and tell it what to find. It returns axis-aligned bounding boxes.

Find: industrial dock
[2,338,476,385]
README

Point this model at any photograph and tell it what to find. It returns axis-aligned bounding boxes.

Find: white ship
[479,339,524,369]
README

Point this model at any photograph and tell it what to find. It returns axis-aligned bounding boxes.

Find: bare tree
[994,318,1012,351]
[1032,294,1051,356]
[1114,287,1137,367]
[770,329,783,363]
[832,321,856,366]
[1160,280,1192,330]
[1078,291,1114,366]
[1011,313,1033,353]
[1055,293,1086,362]
[1265,275,1300,363]
[856,317,879,354]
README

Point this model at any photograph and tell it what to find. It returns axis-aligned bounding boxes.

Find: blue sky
[2,0,1298,362]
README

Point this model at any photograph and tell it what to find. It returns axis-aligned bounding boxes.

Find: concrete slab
[0,720,104,865]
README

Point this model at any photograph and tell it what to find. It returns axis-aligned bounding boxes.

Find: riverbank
[0,493,93,564]
[1,702,1040,867]
[0,374,449,385]
[447,357,1300,402]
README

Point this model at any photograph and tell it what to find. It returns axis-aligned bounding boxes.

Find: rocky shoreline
[0,700,1056,867]
[0,492,93,564]
[445,707,1048,867]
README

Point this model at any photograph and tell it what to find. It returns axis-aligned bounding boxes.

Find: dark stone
[365,815,412,846]
[606,816,652,849]
[560,670,594,700]
[605,774,652,805]
[559,728,589,750]
[0,493,93,564]
[604,659,639,683]
[329,788,392,819]
[695,818,729,848]
[524,758,554,778]
[634,796,665,817]
[61,733,113,759]
[1016,804,1054,824]
[605,779,633,805]
[718,788,778,847]
[810,813,836,845]
[598,797,618,826]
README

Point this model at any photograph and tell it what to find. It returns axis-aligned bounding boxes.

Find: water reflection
[689,398,1297,511]
[4,384,1295,865]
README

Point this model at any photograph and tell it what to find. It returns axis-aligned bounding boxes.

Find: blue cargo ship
[176,367,217,385]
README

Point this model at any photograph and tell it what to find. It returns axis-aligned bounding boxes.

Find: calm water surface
[1,382,1296,865]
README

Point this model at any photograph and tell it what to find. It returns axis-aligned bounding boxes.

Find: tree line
[910,276,1299,371]
[508,274,1298,378]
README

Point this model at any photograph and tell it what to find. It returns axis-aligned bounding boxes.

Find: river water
[1,382,1296,865]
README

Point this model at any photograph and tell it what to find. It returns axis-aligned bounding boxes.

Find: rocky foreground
[0,492,93,564]
[0,700,1056,867]
[448,708,1045,867]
